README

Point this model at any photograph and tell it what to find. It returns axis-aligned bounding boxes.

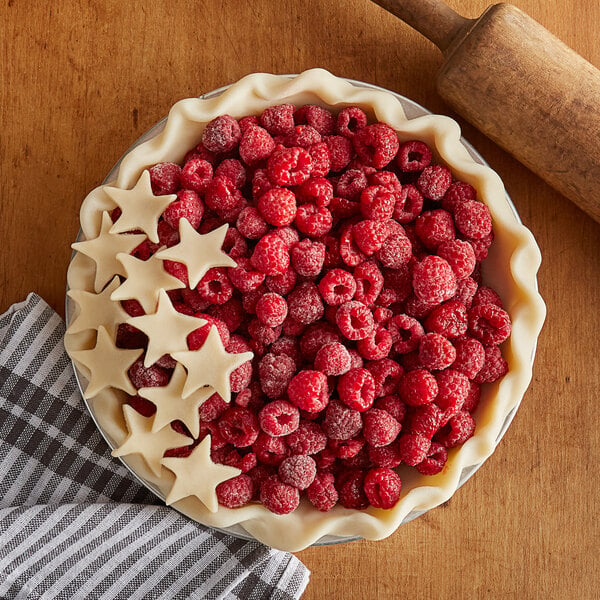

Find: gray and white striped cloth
[0,294,310,600]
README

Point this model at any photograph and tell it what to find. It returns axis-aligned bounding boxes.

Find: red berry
[396,140,432,172]
[441,181,477,213]
[260,104,295,135]
[353,261,384,306]
[376,232,412,269]
[239,124,276,165]
[387,314,425,354]
[307,472,338,511]
[259,399,300,436]
[286,421,328,455]
[394,184,423,223]
[415,442,448,475]
[337,469,369,509]
[294,203,333,237]
[406,403,444,439]
[435,369,470,420]
[287,281,324,325]
[256,292,288,327]
[360,185,395,221]
[363,467,402,509]
[472,344,508,383]
[324,135,354,172]
[314,342,352,376]
[363,408,401,447]
[416,164,452,200]
[435,411,476,448]
[338,368,376,412]
[336,301,375,341]
[253,432,288,466]
[418,332,456,371]
[336,168,368,201]
[287,370,329,413]
[323,399,363,440]
[204,175,245,220]
[202,115,241,153]
[267,146,313,186]
[216,474,253,508]
[437,238,476,279]
[250,233,290,276]
[353,123,399,169]
[398,433,431,466]
[197,268,233,305]
[163,190,204,231]
[412,255,458,304]
[452,337,486,378]
[180,158,213,194]
[336,106,368,138]
[236,206,269,240]
[318,268,357,306]
[356,327,392,360]
[468,303,512,345]
[290,238,326,277]
[454,200,492,240]
[398,369,438,406]
[257,187,297,227]
[278,455,317,490]
[415,209,455,250]
[148,162,182,195]
[424,300,468,339]
[218,406,259,448]
[258,353,295,398]
[260,475,300,514]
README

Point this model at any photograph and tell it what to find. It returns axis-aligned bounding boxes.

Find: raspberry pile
[119,104,511,515]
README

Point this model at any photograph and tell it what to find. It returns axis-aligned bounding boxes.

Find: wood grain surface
[1,1,598,598]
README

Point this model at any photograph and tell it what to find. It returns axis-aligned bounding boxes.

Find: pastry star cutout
[67,276,129,337]
[161,435,241,512]
[138,364,214,438]
[126,289,207,367]
[171,326,253,403]
[112,404,193,477]
[155,221,236,289]
[68,326,143,398]
[110,253,185,314]
[72,212,146,293]
[107,170,176,244]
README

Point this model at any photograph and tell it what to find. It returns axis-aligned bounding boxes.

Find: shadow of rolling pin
[373,0,600,223]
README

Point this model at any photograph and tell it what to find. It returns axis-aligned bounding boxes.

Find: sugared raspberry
[198,392,229,422]
[468,231,494,261]
[367,440,402,468]
[451,337,485,378]
[324,135,354,172]
[406,403,444,439]
[260,104,295,135]
[180,158,213,195]
[424,300,468,339]
[329,438,365,460]
[398,369,438,406]
[250,233,290,276]
[278,455,317,490]
[336,106,368,138]
[314,342,352,376]
[323,399,363,441]
[239,125,276,165]
[454,200,492,239]
[418,332,456,371]
[287,370,328,413]
[472,344,509,383]
[472,285,503,308]
[436,238,476,280]
[247,319,281,345]
[218,406,259,448]
[339,225,367,267]
[236,206,269,240]
[336,301,375,341]
[255,292,288,327]
[366,358,403,397]
[376,232,412,269]
[163,259,189,286]
[270,335,300,364]
[435,411,476,448]
[374,394,406,424]
[286,421,328,455]
[197,268,233,305]
[353,261,384,306]
[290,239,326,277]
[271,225,300,249]
[294,204,333,237]
[220,259,262,294]
[337,469,369,509]
[305,142,330,178]
[362,408,401,448]
[226,335,253,393]
[299,322,340,360]
[204,175,245,220]
[128,358,169,389]
[260,475,300,514]
[296,176,333,208]
[468,303,512,345]
[398,433,431,466]
[387,314,425,354]
[253,432,288,466]
[338,368,376,412]
[416,164,452,200]
[373,306,393,324]
[216,473,253,508]
[412,255,458,304]
[360,185,395,221]
[462,380,481,412]
[187,315,230,350]
[394,184,423,223]
[267,146,313,186]
[453,276,478,308]
[353,123,399,169]
[435,369,470,419]
[238,115,259,132]
[257,187,297,227]
[441,181,477,213]
[363,467,402,509]
[318,268,357,306]
[356,327,392,360]
[215,158,246,189]
[335,168,368,201]
[284,124,322,149]
[352,220,389,255]
[396,140,432,172]
[252,168,274,200]
[307,472,338,511]
[163,189,204,231]
[281,316,306,337]
[415,209,455,250]
[258,353,295,398]
[259,399,300,436]
[265,267,297,296]
[295,104,335,135]
[415,442,448,475]
[202,115,241,153]
[222,227,248,259]
[287,282,324,325]
[148,162,182,195]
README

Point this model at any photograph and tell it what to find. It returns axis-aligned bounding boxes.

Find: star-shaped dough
[161,435,241,512]
[110,253,186,314]
[69,326,143,398]
[138,364,214,438]
[171,326,253,403]
[155,222,236,289]
[67,276,129,337]
[112,404,193,477]
[126,289,206,367]
[107,170,176,243]
[72,212,146,293]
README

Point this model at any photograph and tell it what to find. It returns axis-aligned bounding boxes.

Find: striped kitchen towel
[0,294,310,600]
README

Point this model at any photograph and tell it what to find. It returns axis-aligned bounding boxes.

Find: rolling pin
[372,0,600,223]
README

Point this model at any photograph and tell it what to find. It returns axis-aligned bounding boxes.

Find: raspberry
[406,403,444,439]
[204,175,244,220]
[294,204,333,237]
[337,469,369,509]
[436,238,476,279]
[363,408,401,447]
[367,358,403,397]
[363,467,402,509]
[255,292,288,327]
[472,286,504,308]
[265,267,297,296]
[307,472,338,511]
[352,220,389,255]
[218,406,259,448]
[253,432,288,466]
[314,342,352,376]
[278,455,317,490]
[336,106,368,138]
[295,104,335,135]
[228,257,265,293]
[215,158,246,189]
[435,411,476,448]
[415,209,455,250]
[271,225,300,249]
[238,115,259,132]
[270,336,301,365]
[260,104,295,135]
[252,168,274,200]
[284,125,322,149]
[396,140,432,172]
[360,185,395,221]
[335,168,368,201]
[187,315,230,350]
[128,395,156,417]
[398,369,438,406]
[367,441,403,468]
[462,380,481,412]
[454,200,492,239]
[468,303,512,345]
[373,306,393,324]
[296,176,333,208]
[324,135,354,172]
[353,261,384,306]
[468,231,494,261]
[435,369,470,419]
[287,370,328,413]
[128,358,170,389]
[185,143,217,166]
[338,367,376,412]
[441,181,476,213]
[121,299,145,317]
[148,162,182,195]
[290,239,326,277]
[162,259,188,286]
[260,475,300,514]
[286,421,328,455]
[415,442,448,475]
[222,227,248,258]
[394,184,423,223]
[239,125,276,165]
[197,267,233,305]
[339,225,367,267]
[226,335,254,393]
[329,438,365,460]
[307,141,331,177]
[267,146,313,186]
[424,300,468,338]
[472,344,508,383]
[356,327,392,360]
[257,187,297,227]
[453,276,478,308]
[250,233,290,276]
[216,474,254,508]
[299,323,340,360]
[287,282,324,325]
[353,123,399,169]
[451,337,485,379]
[416,164,452,200]
[180,158,213,195]
[376,233,412,269]
[418,332,456,371]
[202,115,241,153]
[199,392,229,422]
[387,314,425,354]
[412,255,458,304]
[259,399,300,436]
[258,353,295,398]
[247,319,281,345]
[336,301,375,341]
[281,316,306,337]
[236,206,269,240]
[163,190,204,231]
[323,399,363,441]
[398,433,431,466]
[318,268,357,305]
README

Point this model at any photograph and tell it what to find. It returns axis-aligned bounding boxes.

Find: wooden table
[1,1,598,598]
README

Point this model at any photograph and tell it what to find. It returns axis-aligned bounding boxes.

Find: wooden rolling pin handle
[371,0,472,52]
